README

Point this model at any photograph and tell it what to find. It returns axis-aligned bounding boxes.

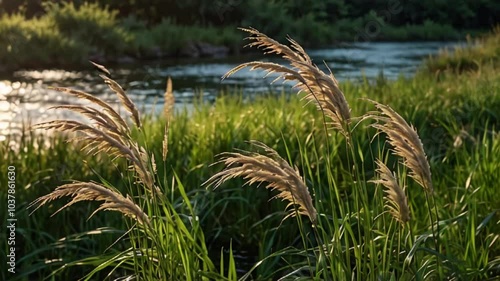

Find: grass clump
[425,26,500,73]
[214,28,442,280]
[25,68,234,280]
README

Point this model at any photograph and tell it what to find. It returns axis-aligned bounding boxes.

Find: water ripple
[0,41,460,142]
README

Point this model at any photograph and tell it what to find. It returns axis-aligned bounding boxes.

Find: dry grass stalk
[163,77,175,119]
[100,74,142,128]
[34,68,161,195]
[162,123,169,161]
[204,141,317,224]
[222,27,351,139]
[368,100,433,193]
[47,87,130,135]
[90,60,111,76]
[371,160,410,224]
[29,181,150,226]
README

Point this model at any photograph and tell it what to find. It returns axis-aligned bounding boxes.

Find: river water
[0,41,458,144]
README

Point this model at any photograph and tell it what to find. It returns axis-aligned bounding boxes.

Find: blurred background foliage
[1,0,498,36]
[1,0,498,70]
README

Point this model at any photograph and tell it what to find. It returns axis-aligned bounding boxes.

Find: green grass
[424,26,500,73]
[1,30,500,280]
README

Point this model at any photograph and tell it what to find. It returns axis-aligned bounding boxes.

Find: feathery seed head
[34,65,161,196]
[371,160,411,225]
[204,141,317,224]
[100,75,142,128]
[29,181,150,226]
[368,100,433,193]
[163,77,175,119]
[223,28,351,139]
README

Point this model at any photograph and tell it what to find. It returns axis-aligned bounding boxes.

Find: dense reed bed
[1,28,499,280]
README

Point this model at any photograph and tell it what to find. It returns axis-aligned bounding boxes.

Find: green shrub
[43,2,131,55]
[0,2,132,68]
[0,13,87,67]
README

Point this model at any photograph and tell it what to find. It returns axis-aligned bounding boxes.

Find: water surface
[0,41,458,145]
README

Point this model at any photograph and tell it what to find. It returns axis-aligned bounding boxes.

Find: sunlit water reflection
[0,41,460,147]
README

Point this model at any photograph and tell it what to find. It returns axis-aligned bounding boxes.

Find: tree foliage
[1,0,498,30]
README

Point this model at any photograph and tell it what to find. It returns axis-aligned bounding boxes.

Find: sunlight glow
[0,81,13,96]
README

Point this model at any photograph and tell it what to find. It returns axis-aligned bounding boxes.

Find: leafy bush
[43,2,131,55]
[0,13,87,68]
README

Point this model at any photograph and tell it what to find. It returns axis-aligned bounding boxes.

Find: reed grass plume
[371,160,411,225]
[163,77,175,118]
[33,63,161,195]
[29,181,150,225]
[367,100,433,193]
[222,27,351,139]
[204,141,317,224]
[101,74,141,128]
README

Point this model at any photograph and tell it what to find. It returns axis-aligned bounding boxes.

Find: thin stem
[423,191,438,248]
[406,224,421,281]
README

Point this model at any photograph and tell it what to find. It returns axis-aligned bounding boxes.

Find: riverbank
[0,2,490,73]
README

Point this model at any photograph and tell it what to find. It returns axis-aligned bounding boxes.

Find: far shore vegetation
[1,0,498,71]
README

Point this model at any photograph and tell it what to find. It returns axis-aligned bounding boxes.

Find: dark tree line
[1,0,498,29]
